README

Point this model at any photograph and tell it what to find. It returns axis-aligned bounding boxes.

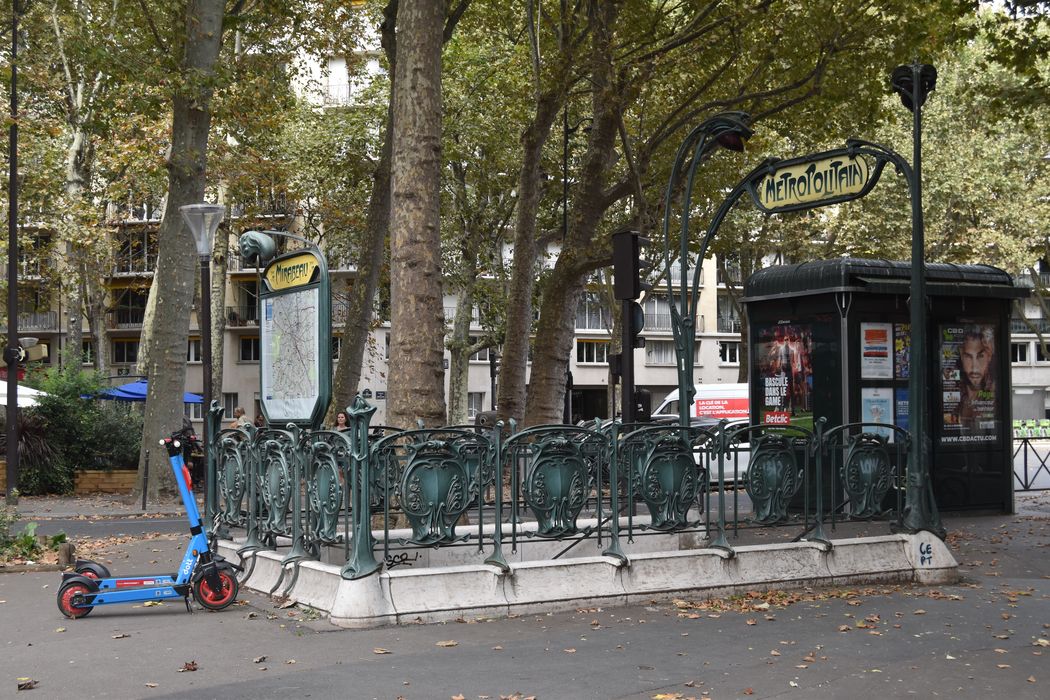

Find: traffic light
[612,229,652,301]
[626,300,645,349]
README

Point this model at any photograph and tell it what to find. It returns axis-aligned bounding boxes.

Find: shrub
[0,364,144,494]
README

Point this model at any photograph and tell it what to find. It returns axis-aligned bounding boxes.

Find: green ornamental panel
[523,435,591,538]
[398,439,473,545]
[306,436,345,545]
[630,429,707,531]
[745,434,803,525]
[841,433,893,519]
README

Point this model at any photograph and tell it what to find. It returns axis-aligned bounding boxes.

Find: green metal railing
[212,396,917,591]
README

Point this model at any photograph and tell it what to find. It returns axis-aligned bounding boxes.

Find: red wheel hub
[60,583,92,618]
[199,572,235,606]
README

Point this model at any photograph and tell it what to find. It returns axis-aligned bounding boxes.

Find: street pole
[180,203,224,529]
[5,1,20,505]
[892,62,944,537]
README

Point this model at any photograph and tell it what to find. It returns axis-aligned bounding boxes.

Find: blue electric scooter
[56,429,241,618]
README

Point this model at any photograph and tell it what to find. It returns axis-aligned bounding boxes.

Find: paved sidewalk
[8,493,190,520]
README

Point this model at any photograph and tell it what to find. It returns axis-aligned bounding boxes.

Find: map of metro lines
[261,287,320,421]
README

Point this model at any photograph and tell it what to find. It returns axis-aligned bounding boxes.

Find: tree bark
[209,226,228,410]
[386,0,446,429]
[327,1,397,424]
[136,0,225,498]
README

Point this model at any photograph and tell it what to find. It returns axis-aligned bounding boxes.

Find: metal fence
[1013,438,1050,491]
[209,399,919,595]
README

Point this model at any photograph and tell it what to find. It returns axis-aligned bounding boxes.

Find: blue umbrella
[88,378,203,404]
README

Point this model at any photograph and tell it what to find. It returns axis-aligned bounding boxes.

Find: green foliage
[0,518,68,561]
[7,365,144,495]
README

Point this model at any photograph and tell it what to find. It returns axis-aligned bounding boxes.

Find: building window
[645,339,700,366]
[332,336,340,361]
[1036,343,1050,363]
[1011,342,1029,364]
[187,337,202,363]
[184,402,203,421]
[642,295,673,331]
[467,392,485,418]
[239,336,260,362]
[112,339,140,364]
[223,393,237,419]
[719,341,740,365]
[81,339,94,365]
[384,332,391,360]
[114,288,148,327]
[716,295,741,333]
[576,340,609,364]
[575,293,609,330]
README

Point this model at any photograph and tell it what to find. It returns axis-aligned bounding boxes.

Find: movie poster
[860,387,894,442]
[895,387,909,434]
[940,323,999,445]
[894,323,911,380]
[755,323,814,430]
[860,323,893,379]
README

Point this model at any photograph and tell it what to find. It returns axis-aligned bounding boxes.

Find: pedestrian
[254,414,266,428]
[333,411,349,431]
[229,406,250,429]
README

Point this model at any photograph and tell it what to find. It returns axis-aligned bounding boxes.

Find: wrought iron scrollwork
[306,434,346,545]
[745,434,802,525]
[398,439,473,545]
[522,435,592,537]
[635,431,705,531]
[259,435,295,539]
[841,433,893,519]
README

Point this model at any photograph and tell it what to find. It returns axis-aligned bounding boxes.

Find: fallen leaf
[145,683,158,688]
[563,648,576,653]
[373,648,392,655]
[997,664,1011,669]
[838,625,851,632]
[1028,676,1036,683]
[770,649,781,656]
[178,661,198,673]
[652,694,684,700]
[994,648,1008,654]
[436,640,459,648]
[789,681,799,687]
[112,633,130,639]
[743,689,754,696]
[451,695,466,700]
[746,619,757,626]
[492,646,503,651]
[946,654,956,660]
[143,601,162,608]
[16,678,38,691]
[252,656,267,664]
[913,609,926,615]
[1035,639,1050,647]
[285,659,296,665]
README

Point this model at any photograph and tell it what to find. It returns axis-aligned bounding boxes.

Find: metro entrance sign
[238,231,332,429]
[748,150,881,214]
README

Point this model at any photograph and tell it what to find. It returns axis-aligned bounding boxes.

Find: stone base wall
[74,470,137,495]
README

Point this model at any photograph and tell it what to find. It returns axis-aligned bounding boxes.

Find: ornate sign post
[257,244,332,428]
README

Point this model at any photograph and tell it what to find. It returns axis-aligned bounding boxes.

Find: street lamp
[891,62,943,537]
[180,202,224,527]
[5,0,24,505]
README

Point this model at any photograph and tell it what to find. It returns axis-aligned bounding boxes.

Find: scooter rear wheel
[75,561,111,580]
[193,569,239,611]
[57,581,95,619]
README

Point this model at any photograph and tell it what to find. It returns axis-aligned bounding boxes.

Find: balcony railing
[227,305,259,327]
[718,267,743,287]
[644,312,672,330]
[333,297,350,326]
[1015,272,1050,288]
[717,316,742,333]
[0,311,59,333]
[1011,318,1050,334]
[112,255,156,275]
[109,308,146,329]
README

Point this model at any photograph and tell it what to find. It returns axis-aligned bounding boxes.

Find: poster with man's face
[940,324,998,445]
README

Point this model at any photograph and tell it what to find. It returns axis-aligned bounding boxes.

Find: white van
[652,383,749,422]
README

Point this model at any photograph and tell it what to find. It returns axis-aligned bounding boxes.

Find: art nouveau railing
[210,397,916,592]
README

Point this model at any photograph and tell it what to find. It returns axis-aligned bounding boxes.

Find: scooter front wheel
[57,580,95,619]
[193,569,239,611]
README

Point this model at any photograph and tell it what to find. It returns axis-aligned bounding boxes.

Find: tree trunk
[136,0,225,499]
[494,97,560,424]
[386,0,446,429]
[524,265,586,425]
[209,226,228,412]
[62,130,90,364]
[446,279,478,425]
[327,1,397,424]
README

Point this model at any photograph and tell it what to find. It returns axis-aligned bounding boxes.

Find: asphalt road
[1,500,1048,699]
[23,517,189,538]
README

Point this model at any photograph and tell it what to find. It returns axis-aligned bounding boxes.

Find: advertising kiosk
[742,257,1027,513]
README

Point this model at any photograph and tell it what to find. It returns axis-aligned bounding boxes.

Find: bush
[0,364,144,494]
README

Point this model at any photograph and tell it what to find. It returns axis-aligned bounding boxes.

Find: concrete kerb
[219,531,958,629]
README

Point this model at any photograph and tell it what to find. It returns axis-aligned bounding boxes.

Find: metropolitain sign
[746,149,883,214]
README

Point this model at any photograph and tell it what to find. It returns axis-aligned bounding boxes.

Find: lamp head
[180,203,225,258]
[891,63,937,112]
